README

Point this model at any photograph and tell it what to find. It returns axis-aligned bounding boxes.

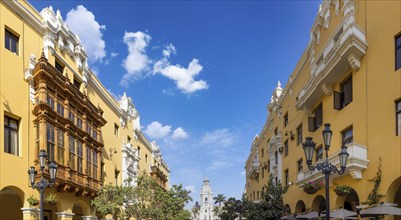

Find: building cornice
[3,1,43,34]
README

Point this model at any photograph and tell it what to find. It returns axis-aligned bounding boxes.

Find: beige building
[245,0,400,218]
[0,1,169,220]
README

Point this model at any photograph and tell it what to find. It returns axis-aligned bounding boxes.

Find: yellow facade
[245,0,401,218]
[0,1,170,220]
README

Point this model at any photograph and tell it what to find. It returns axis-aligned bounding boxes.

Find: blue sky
[31,0,321,207]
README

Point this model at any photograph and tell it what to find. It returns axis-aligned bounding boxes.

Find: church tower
[199,177,215,220]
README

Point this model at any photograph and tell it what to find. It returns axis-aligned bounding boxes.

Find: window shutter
[308,116,316,132]
[343,77,353,105]
[334,91,343,110]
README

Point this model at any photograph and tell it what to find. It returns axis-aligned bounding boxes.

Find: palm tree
[213,194,226,206]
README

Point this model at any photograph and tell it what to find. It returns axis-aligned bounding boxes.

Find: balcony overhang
[247,161,260,178]
[295,143,369,187]
[297,23,367,113]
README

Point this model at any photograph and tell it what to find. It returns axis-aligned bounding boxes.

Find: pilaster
[21,208,39,220]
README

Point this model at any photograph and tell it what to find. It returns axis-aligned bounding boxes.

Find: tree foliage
[219,175,287,220]
[214,193,226,206]
[219,197,245,220]
[91,173,192,220]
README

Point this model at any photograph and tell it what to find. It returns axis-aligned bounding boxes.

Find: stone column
[56,212,74,220]
[21,207,39,220]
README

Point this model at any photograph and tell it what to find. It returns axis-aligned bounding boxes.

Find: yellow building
[0,1,170,220]
[245,0,400,218]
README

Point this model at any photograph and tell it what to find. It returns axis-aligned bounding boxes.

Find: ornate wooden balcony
[150,166,168,190]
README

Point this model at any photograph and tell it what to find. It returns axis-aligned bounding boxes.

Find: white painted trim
[3,1,43,34]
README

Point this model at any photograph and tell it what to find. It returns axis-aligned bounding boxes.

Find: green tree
[92,173,192,220]
[214,193,226,206]
[219,197,244,220]
[158,184,192,219]
[91,178,136,220]
[243,175,288,220]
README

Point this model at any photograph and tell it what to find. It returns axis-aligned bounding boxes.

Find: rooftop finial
[277,81,282,88]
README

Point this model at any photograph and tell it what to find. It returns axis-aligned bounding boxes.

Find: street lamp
[28,149,58,220]
[302,123,349,220]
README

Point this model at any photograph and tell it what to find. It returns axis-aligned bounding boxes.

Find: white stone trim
[82,216,98,220]
[3,1,43,34]
[122,143,139,185]
[24,54,37,104]
[56,212,75,218]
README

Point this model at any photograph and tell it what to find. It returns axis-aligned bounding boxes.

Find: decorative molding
[321,83,333,95]
[334,0,340,16]
[348,53,361,70]
[349,168,363,179]
[3,1,43,34]
[24,54,37,104]
[122,143,139,185]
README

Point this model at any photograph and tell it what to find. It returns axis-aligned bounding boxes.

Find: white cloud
[200,128,237,147]
[185,185,195,193]
[65,5,106,63]
[172,127,189,139]
[121,31,151,87]
[144,121,171,139]
[153,58,208,94]
[111,52,119,58]
[240,171,246,176]
[162,43,176,58]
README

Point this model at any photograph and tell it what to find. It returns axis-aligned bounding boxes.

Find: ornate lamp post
[302,123,349,219]
[27,149,58,220]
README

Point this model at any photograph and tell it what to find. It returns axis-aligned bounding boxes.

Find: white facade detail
[196,178,217,220]
[295,143,369,186]
[40,6,90,82]
[24,54,37,104]
[268,134,283,184]
[121,142,139,185]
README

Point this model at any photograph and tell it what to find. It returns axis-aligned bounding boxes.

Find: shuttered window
[77,141,83,173]
[57,129,64,165]
[284,140,289,157]
[69,136,75,169]
[47,123,55,161]
[342,76,353,105]
[297,124,303,145]
[334,76,353,110]
[396,35,401,70]
[396,100,401,135]
[308,104,323,132]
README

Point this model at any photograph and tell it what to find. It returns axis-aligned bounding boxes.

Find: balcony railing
[295,143,369,187]
[52,165,101,196]
[247,161,260,178]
